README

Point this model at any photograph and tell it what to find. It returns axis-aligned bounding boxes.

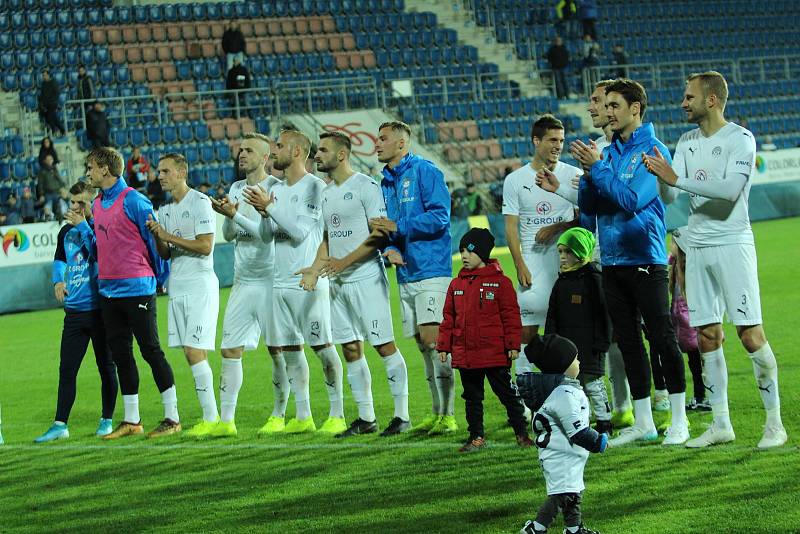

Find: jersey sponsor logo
[329,229,353,238]
[307,203,318,211]
[627,155,639,173]
[694,169,708,181]
[535,201,552,215]
[712,146,722,157]
[330,214,341,228]
[199,219,211,225]
[526,215,564,225]
[275,231,291,240]
[736,160,752,168]
[344,192,353,200]
[291,195,299,203]
[182,211,190,218]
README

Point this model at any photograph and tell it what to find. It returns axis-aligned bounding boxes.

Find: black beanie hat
[525,334,578,374]
[459,228,495,263]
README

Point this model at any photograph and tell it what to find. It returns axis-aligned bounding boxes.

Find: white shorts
[399,276,450,338]
[221,281,275,350]
[271,285,332,346]
[168,291,219,350]
[686,243,763,327]
[517,252,559,327]
[330,273,395,346]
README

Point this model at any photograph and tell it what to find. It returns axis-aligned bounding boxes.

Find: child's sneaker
[653,390,670,411]
[520,520,546,533]
[459,436,485,452]
[686,397,712,411]
[568,525,601,534]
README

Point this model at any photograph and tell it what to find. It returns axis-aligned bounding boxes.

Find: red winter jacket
[437,260,522,369]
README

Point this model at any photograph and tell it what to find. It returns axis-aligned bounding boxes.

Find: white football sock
[160,386,179,422]
[749,342,783,427]
[219,358,243,423]
[633,397,656,431]
[316,345,344,419]
[419,342,440,415]
[382,350,409,420]
[284,349,311,420]
[701,347,731,429]
[123,394,140,423]
[191,360,219,422]
[607,342,632,412]
[270,352,289,418]
[669,392,687,428]
[431,349,455,416]
[346,357,375,422]
[516,343,533,374]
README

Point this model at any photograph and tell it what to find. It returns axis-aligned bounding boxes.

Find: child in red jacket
[437,228,533,452]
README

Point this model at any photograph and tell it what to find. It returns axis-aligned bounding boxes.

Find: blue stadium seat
[162,125,178,144]
[99,68,114,85]
[33,51,47,69]
[222,167,235,183]
[145,127,161,145]
[176,61,191,80]
[195,123,209,142]
[57,11,71,27]
[206,62,221,78]
[148,5,163,22]
[111,128,128,147]
[72,10,87,27]
[178,123,193,143]
[116,67,130,83]
[1,74,16,91]
[185,147,199,165]
[215,143,230,162]
[133,5,148,23]
[0,13,8,31]
[199,144,215,164]
[206,3,220,20]
[87,8,101,25]
[96,49,110,65]
[129,128,145,147]
[80,49,94,66]
[16,52,31,69]
[13,161,28,180]
[177,4,191,20]
[191,3,207,20]
[162,3,177,22]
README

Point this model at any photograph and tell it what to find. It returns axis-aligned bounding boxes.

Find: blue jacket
[52,222,99,312]
[578,123,670,266]
[93,177,169,298]
[380,152,452,283]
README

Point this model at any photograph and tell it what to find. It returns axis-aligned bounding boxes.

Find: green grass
[1,217,799,533]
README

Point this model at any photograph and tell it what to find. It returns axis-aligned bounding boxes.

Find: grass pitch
[1,217,799,533]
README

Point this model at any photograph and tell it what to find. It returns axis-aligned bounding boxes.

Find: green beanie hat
[557,227,596,262]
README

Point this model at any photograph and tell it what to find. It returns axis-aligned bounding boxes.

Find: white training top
[594,134,611,155]
[672,122,756,247]
[321,172,387,283]
[535,383,592,495]
[158,188,217,297]
[503,161,578,254]
[224,176,280,284]
[264,173,327,290]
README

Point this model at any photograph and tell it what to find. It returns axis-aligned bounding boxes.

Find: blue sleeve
[380,180,402,250]
[396,163,451,239]
[75,220,97,261]
[52,260,66,284]
[577,170,599,217]
[590,146,670,213]
[124,191,170,286]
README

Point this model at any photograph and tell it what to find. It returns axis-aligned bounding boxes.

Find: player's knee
[698,325,724,349]
[221,348,241,359]
[738,326,766,353]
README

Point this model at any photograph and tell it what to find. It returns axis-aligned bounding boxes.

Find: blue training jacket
[380,152,452,283]
[94,177,169,298]
[578,123,670,266]
[52,222,100,312]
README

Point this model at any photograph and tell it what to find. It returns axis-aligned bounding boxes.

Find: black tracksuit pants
[56,309,118,423]
[602,265,686,400]
[459,366,528,439]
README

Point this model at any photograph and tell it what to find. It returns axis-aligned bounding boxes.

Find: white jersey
[159,188,217,297]
[502,161,578,254]
[672,122,756,247]
[266,173,327,290]
[534,382,591,495]
[321,172,386,283]
[594,134,611,155]
[226,176,280,284]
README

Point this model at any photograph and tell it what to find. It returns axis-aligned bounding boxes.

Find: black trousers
[459,366,528,438]
[536,492,582,529]
[100,295,174,396]
[602,265,685,400]
[56,309,118,423]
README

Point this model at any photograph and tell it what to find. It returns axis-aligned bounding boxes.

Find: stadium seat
[178,123,194,143]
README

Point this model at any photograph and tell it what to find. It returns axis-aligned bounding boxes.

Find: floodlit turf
[1,217,798,533]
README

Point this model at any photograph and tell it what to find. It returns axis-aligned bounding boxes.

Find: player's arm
[590,147,666,213]
[52,225,69,303]
[395,164,451,239]
[160,200,216,256]
[557,396,608,452]
[498,276,522,359]
[125,193,170,285]
[296,234,329,291]
[536,209,579,245]
[213,195,238,242]
[264,194,319,243]
[504,215,531,288]
[577,171,599,217]
[571,426,609,453]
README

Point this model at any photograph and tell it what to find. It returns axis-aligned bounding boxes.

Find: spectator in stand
[225,58,251,114]
[214,184,226,199]
[612,44,628,78]
[546,37,571,100]
[55,187,70,219]
[578,0,598,40]
[221,24,246,71]
[582,34,601,70]
[465,182,483,215]
[41,204,56,221]
[126,147,150,191]
[38,137,60,169]
[76,65,94,114]
[760,136,778,151]
[5,195,21,225]
[86,101,111,148]
[38,70,65,137]
[0,211,7,227]
[197,182,211,195]
[19,187,37,223]
[555,0,578,40]
[145,168,166,210]
[37,154,65,214]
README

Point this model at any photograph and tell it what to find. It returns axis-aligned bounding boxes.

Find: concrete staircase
[402,0,550,97]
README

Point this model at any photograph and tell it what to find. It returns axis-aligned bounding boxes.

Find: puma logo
[97,224,109,238]
[522,185,533,192]
[637,266,650,275]
[138,302,149,310]
[427,307,435,315]
[688,147,697,155]
[758,384,771,394]
[737,308,747,317]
